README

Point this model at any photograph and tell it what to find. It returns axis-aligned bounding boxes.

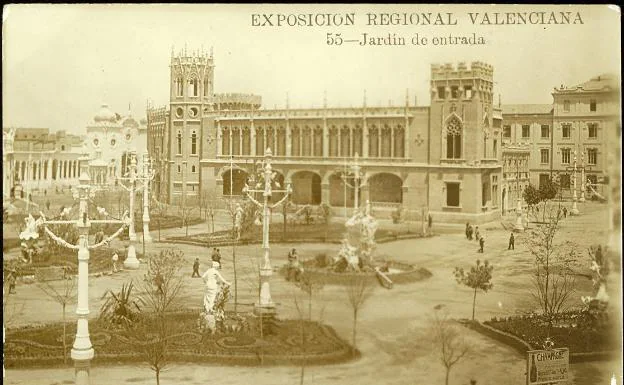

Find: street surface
[3,201,622,385]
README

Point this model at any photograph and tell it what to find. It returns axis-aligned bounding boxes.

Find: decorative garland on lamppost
[242,148,292,316]
[31,163,131,385]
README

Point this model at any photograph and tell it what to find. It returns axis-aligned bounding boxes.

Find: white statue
[19,214,40,241]
[234,203,244,240]
[202,261,231,315]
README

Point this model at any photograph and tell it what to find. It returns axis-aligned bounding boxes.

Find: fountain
[285,200,432,287]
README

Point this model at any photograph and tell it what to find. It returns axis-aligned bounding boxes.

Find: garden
[3,311,355,368]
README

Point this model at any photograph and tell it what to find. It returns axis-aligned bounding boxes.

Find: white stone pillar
[142,178,152,243]
[71,176,94,385]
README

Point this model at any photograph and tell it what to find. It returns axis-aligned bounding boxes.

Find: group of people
[192,248,222,278]
[465,223,486,253]
[465,222,517,253]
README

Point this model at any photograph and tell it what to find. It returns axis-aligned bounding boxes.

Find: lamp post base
[124,244,141,269]
[72,357,92,385]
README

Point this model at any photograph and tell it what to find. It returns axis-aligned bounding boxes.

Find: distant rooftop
[554,73,620,93]
[501,104,553,115]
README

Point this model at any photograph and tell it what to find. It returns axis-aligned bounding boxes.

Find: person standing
[7,269,17,294]
[474,226,480,243]
[111,252,119,273]
[212,248,222,266]
[508,232,515,250]
[192,258,201,278]
[479,236,485,253]
[563,207,568,218]
[465,222,471,239]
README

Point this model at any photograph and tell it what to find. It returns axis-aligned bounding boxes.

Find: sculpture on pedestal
[334,200,379,272]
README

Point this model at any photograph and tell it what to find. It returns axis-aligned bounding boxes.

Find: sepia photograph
[2,4,622,385]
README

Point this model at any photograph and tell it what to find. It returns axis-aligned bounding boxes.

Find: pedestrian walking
[465,222,471,239]
[563,207,568,218]
[474,226,480,243]
[508,232,515,250]
[111,253,119,273]
[192,258,201,278]
[7,269,17,294]
[479,236,485,253]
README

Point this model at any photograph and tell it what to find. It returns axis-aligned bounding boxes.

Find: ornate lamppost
[35,162,131,385]
[242,148,292,315]
[337,152,365,215]
[117,151,155,268]
[513,157,524,232]
[579,148,586,203]
[570,149,580,215]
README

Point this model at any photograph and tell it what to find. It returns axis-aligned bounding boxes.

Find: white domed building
[84,104,148,185]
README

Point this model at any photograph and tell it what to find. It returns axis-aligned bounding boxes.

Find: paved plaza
[3,202,621,385]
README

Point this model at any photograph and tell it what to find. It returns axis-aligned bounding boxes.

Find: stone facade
[500,74,619,200]
[3,127,83,199]
[83,104,148,186]
[148,53,505,224]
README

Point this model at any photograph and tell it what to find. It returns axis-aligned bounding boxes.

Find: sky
[2,4,621,135]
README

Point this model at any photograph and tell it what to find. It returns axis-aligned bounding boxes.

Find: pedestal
[254,265,275,315]
[73,357,92,385]
[570,200,580,216]
[513,200,524,232]
[124,243,140,269]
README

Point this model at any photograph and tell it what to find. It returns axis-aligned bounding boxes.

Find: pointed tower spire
[405,89,409,107]
[363,89,367,108]
[286,92,290,109]
[323,90,327,109]
[171,45,174,58]
[498,93,501,108]
[210,46,214,58]
[184,43,187,56]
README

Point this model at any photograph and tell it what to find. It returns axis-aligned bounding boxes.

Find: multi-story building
[3,127,84,198]
[551,75,619,197]
[148,52,504,224]
[83,104,148,185]
[500,74,619,201]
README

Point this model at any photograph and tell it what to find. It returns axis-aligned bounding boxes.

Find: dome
[139,118,147,125]
[94,104,117,123]
[122,116,139,128]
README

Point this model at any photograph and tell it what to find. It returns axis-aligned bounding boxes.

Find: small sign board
[527,348,569,385]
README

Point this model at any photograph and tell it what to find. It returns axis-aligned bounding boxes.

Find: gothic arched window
[203,77,209,97]
[446,116,462,159]
[191,131,197,155]
[177,130,182,155]
[189,77,199,97]
[175,77,184,96]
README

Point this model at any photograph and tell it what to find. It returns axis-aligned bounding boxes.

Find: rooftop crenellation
[431,61,493,80]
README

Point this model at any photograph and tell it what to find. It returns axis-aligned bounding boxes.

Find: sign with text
[527,348,569,385]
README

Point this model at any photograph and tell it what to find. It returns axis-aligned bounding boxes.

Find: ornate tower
[168,47,215,204]
[429,61,495,164]
[427,62,500,221]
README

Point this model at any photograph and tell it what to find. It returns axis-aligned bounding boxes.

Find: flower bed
[166,223,429,246]
[4,310,355,368]
[280,258,432,286]
[3,237,21,251]
[479,312,620,362]
[7,247,144,279]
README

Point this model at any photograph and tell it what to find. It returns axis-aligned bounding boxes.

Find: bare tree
[179,205,196,237]
[429,309,470,385]
[524,205,578,335]
[37,274,77,363]
[151,199,169,242]
[120,249,186,385]
[344,274,374,355]
[294,273,324,385]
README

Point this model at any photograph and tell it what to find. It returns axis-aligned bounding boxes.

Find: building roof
[501,104,553,115]
[570,74,619,91]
